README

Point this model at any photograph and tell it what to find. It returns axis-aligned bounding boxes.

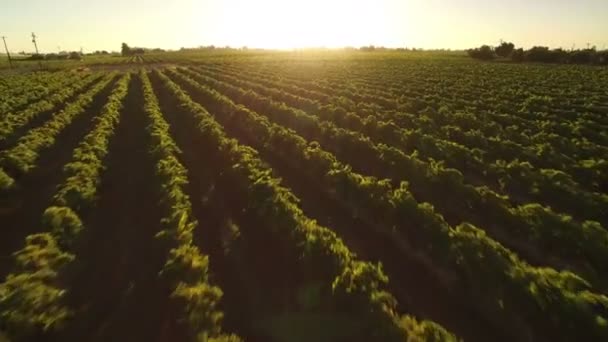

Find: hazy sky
[1,0,607,52]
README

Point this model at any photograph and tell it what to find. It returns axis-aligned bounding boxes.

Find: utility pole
[31,32,42,70]
[1,36,12,69]
[31,32,40,54]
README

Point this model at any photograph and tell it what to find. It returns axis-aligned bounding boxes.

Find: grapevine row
[178,67,608,285]
[211,63,608,190]
[165,67,608,341]
[192,65,608,224]
[0,71,83,118]
[155,68,458,341]
[0,73,105,144]
[0,73,117,181]
[0,73,130,339]
[140,70,241,341]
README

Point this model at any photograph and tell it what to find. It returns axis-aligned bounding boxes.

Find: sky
[1,0,607,53]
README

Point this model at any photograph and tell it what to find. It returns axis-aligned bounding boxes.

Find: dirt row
[54,76,169,341]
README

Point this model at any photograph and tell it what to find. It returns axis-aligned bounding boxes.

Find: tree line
[121,43,165,56]
[468,41,608,65]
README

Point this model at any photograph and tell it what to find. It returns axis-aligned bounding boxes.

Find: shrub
[495,42,515,58]
[467,45,495,60]
[511,48,525,62]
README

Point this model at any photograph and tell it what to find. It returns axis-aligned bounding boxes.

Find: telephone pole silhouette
[31,32,42,69]
[31,32,40,54]
[1,36,13,68]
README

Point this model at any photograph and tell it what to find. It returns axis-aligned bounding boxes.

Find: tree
[467,45,495,60]
[569,49,594,64]
[68,51,81,60]
[511,48,525,62]
[597,50,608,65]
[525,46,562,63]
[495,41,515,58]
[121,42,131,56]
[28,54,44,61]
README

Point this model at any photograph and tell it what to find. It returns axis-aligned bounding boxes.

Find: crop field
[0,51,607,342]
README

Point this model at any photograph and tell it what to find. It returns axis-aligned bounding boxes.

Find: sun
[212,0,393,49]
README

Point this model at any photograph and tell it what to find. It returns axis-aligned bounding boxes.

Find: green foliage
[158,68,457,340]
[0,71,87,118]
[162,245,210,283]
[2,52,605,340]
[121,42,130,56]
[0,73,129,340]
[180,66,608,289]
[140,70,237,340]
[167,64,608,340]
[0,168,15,193]
[467,45,495,60]
[467,42,608,65]
[398,316,460,342]
[0,73,103,144]
[495,42,515,58]
[0,72,117,175]
[0,234,74,338]
[172,281,224,338]
[53,72,131,210]
[204,334,243,342]
[41,206,83,250]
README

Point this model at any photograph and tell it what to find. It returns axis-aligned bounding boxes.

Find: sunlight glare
[212,0,395,49]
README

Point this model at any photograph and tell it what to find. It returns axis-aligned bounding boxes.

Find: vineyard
[0,51,607,342]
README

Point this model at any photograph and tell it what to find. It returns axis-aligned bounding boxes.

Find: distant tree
[597,50,608,65]
[525,46,563,63]
[467,45,495,60]
[28,54,44,61]
[495,41,515,58]
[121,43,131,56]
[68,51,82,60]
[511,48,525,62]
[569,49,595,64]
[551,48,569,63]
